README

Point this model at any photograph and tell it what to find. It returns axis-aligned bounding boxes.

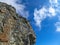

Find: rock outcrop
[0,2,36,45]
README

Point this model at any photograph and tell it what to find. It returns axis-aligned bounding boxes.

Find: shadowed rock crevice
[0,2,36,45]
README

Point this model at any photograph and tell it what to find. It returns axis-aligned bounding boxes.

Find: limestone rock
[0,2,36,45]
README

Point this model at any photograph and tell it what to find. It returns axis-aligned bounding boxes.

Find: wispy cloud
[55,22,60,32]
[0,0,29,18]
[34,7,47,27]
[34,0,60,29]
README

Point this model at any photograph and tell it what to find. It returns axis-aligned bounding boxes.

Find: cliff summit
[0,2,36,45]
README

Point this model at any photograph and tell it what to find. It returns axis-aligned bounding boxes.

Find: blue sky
[0,0,60,45]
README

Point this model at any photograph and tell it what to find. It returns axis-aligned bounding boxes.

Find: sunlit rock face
[0,2,36,45]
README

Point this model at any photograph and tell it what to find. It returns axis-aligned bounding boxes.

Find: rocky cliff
[0,2,36,45]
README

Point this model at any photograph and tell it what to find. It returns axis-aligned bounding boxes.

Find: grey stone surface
[0,2,36,45]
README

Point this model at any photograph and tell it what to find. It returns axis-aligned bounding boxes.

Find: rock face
[0,2,36,45]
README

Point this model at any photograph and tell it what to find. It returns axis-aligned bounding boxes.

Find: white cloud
[49,0,58,4]
[55,22,60,32]
[58,16,60,21]
[49,0,58,7]
[34,0,60,29]
[0,0,29,18]
[34,6,56,28]
[34,7,47,27]
[48,7,56,17]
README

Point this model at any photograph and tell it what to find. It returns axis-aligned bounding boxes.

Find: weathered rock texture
[0,2,36,45]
